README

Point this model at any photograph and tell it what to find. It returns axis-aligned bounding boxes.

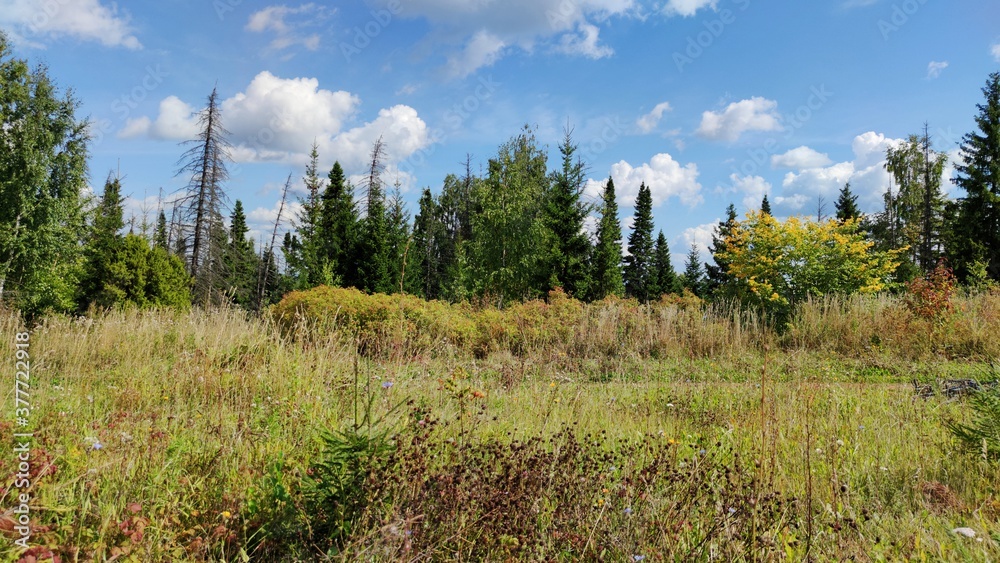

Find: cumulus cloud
[636,101,673,134]
[678,221,718,268]
[992,43,1000,62]
[246,4,332,53]
[780,131,906,212]
[586,153,703,208]
[0,0,140,49]
[726,174,771,211]
[119,96,200,140]
[770,146,833,170]
[120,72,431,173]
[369,0,632,77]
[926,61,948,79]
[696,97,782,142]
[662,0,718,17]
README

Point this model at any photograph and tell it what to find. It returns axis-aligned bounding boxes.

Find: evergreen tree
[223,200,260,308]
[296,142,329,287]
[153,210,169,250]
[951,72,1000,282]
[590,176,624,300]
[834,183,862,223]
[79,175,126,308]
[706,203,738,296]
[437,168,476,300]
[650,230,681,297]
[624,183,655,301]
[681,243,706,297]
[0,32,89,315]
[357,138,392,293]
[320,161,359,288]
[412,188,448,299]
[541,128,592,298]
[760,194,772,215]
[386,184,412,293]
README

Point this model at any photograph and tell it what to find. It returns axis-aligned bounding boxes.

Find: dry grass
[0,292,998,561]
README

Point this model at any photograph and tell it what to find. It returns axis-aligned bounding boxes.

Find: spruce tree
[682,243,706,297]
[542,129,592,298]
[706,203,738,296]
[80,175,126,309]
[412,188,447,299]
[760,194,772,215]
[650,230,680,297]
[358,138,392,293]
[591,176,624,299]
[835,183,862,223]
[223,200,259,308]
[386,184,412,293]
[153,210,169,250]
[951,72,1000,282]
[885,129,948,273]
[624,182,655,301]
[297,142,328,287]
[320,161,359,288]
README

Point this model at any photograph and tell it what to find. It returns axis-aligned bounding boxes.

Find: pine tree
[760,194,772,215]
[386,184,412,293]
[542,128,592,298]
[706,203,738,296]
[835,183,862,223]
[681,243,706,297]
[175,87,232,304]
[624,182,655,301]
[650,230,680,297]
[951,72,1000,282]
[591,176,624,300]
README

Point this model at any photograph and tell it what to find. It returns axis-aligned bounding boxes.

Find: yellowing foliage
[719,211,902,311]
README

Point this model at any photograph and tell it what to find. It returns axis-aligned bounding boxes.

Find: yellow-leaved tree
[718,211,902,317]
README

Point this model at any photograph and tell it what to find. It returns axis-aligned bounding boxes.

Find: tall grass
[0,290,998,560]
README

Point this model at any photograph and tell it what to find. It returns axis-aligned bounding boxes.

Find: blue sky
[3,0,999,267]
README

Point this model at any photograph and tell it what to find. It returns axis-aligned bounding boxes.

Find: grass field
[1,290,999,561]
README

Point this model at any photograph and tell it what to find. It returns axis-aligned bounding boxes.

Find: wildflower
[92,441,103,451]
[624,507,633,515]
[836,439,845,447]
[728,507,737,515]
[633,556,646,562]
[666,403,675,408]
[858,425,865,430]
[698,449,706,455]
[549,382,556,388]
[382,381,394,389]
[221,511,232,519]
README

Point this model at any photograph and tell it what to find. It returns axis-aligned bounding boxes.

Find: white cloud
[780,131,906,212]
[726,174,771,211]
[636,101,673,134]
[121,72,431,173]
[246,4,332,53]
[445,30,507,78]
[992,43,1000,62]
[589,153,703,208]
[370,0,632,76]
[696,97,782,142]
[770,146,833,170]
[662,0,718,17]
[554,22,614,59]
[678,221,718,267]
[119,96,200,140]
[0,0,140,49]
[926,60,948,79]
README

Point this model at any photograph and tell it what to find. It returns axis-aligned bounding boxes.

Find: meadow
[1,287,999,561]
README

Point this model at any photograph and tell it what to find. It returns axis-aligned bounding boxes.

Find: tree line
[2,30,999,317]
